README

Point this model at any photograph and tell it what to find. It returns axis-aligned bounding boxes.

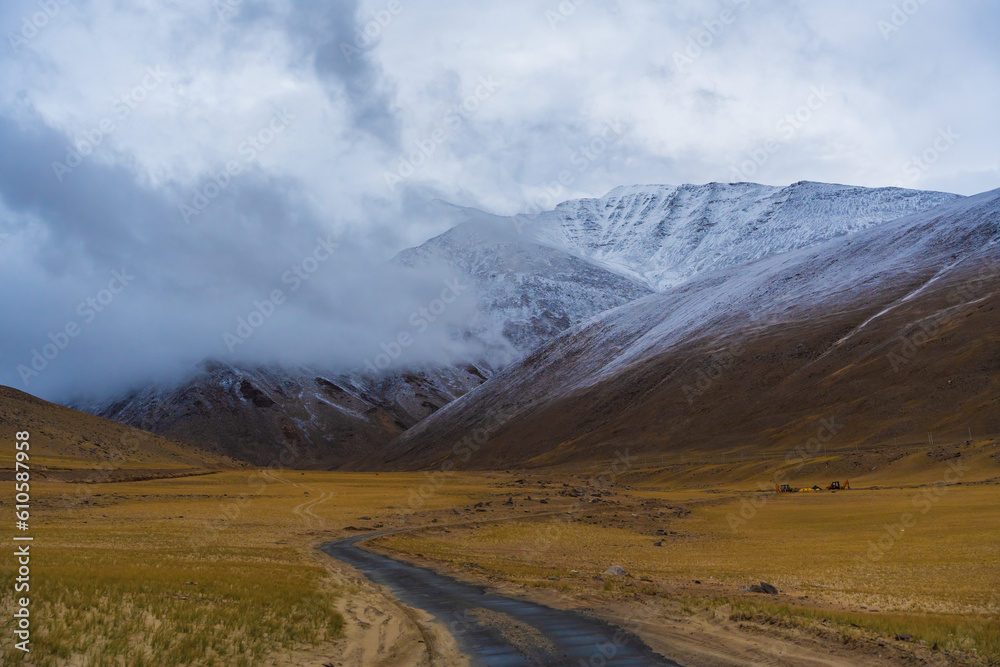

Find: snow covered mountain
[397,182,957,358]
[522,181,960,290]
[80,181,963,465]
[380,188,1000,470]
[394,210,653,357]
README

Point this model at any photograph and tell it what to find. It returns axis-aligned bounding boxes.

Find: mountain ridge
[76,181,967,466]
[379,188,1000,470]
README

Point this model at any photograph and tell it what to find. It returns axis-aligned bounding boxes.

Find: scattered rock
[653,540,664,547]
[539,498,548,504]
[895,634,913,642]
[604,565,627,576]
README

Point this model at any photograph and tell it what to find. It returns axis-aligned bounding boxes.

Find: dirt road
[322,532,680,666]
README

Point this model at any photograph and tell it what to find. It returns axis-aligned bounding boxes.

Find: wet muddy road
[322,533,680,666]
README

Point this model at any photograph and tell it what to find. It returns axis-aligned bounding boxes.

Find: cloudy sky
[1,0,998,401]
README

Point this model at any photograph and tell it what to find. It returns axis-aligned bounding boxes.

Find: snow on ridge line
[399,186,999,446]
[525,181,962,292]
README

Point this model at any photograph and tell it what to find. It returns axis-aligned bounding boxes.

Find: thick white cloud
[0,0,998,399]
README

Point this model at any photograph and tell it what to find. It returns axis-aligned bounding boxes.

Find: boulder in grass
[760,582,779,595]
[603,565,627,576]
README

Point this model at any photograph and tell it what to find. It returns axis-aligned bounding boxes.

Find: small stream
[322,533,681,666]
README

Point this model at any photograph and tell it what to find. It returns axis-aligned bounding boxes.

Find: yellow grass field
[1,442,998,665]
[0,469,501,665]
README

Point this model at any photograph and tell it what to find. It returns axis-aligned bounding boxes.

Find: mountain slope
[395,213,654,356]
[81,220,652,465]
[80,182,962,466]
[381,189,1000,470]
[524,181,960,290]
[86,360,488,467]
[0,385,234,470]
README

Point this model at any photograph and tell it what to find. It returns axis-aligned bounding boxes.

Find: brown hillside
[0,385,236,472]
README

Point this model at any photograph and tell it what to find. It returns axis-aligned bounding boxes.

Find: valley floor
[1,440,998,665]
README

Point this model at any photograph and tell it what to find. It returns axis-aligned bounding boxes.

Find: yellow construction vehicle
[775,480,850,493]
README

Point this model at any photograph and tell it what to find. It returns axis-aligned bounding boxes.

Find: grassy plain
[0,470,486,665]
[0,440,997,665]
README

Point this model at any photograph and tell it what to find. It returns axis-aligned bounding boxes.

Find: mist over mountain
[2,0,998,410]
[65,180,966,464]
[384,187,1000,470]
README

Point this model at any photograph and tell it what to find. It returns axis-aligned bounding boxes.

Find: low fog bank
[0,113,491,404]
